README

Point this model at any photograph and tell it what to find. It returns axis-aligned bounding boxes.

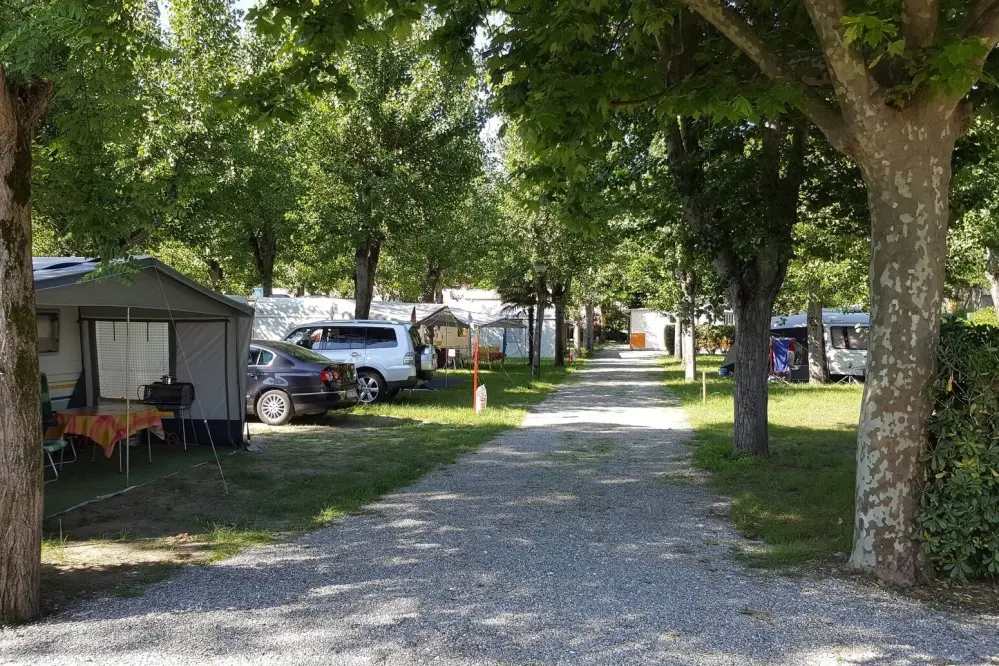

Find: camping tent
[34,256,254,448]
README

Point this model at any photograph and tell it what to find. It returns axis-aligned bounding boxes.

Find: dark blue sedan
[246,340,359,425]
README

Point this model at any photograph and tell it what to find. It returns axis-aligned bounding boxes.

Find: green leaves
[840,13,898,50]
[920,322,999,582]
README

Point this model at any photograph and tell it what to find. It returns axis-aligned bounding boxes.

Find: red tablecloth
[53,404,165,457]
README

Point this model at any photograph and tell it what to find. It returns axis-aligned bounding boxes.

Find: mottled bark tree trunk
[678,0,986,586]
[985,247,999,319]
[533,282,545,377]
[847,129,953,584]
[678,270,698,382]
[585,302,595,354]
[573,320,581,356]
[0,67,52,622]
[353,235,381,319]
[526,305,535,367]
[248,228,276,297]
[673,315,682,359]
[807,296,829,384]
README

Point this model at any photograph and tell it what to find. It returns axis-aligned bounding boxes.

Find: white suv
[283,320,434,403]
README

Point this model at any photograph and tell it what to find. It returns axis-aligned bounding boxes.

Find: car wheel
[257,390,294,425]
[357,371,386,404]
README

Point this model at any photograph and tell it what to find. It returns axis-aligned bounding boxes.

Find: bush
[966,307,998,327]
[663,324,675,355]
[918,322,999,581]
[696,324,735,352]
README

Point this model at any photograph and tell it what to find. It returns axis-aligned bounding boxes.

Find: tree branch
[611,90,666,107]
[968,0,999,47]
[675,0,857,156]
[800,0,878,119]
[901,0,938,51]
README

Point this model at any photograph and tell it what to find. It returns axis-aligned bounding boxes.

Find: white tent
[34,256,254,454]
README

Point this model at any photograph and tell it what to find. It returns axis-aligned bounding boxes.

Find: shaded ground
[4,348,997,665]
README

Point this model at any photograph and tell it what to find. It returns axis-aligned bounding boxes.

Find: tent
[34,256,254,453]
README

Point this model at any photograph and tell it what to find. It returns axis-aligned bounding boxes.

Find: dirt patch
[40,537,211,616]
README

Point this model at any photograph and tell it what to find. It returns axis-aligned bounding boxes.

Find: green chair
[41,373,75,483]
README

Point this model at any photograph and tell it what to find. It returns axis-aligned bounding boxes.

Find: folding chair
[40,373,75,483]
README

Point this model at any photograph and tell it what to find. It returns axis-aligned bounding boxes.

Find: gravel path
[3,348,998,665]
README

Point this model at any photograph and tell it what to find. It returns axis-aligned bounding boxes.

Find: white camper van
[770,310,869,378]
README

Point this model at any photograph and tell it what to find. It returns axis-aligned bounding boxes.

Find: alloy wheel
[358,376,380,403]
[260,393,287,421]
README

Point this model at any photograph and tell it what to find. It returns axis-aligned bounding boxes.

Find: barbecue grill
[141,380,196,448]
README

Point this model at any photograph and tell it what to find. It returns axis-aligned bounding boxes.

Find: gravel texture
[3,348,998,665]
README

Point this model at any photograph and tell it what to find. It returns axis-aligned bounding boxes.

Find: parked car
[246,340,359,425]
[282,320,434,403]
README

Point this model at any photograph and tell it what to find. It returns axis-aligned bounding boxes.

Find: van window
[366,327,398,349]
[830,326,868,350]
[285,327,324,350]
[326,327,365,350]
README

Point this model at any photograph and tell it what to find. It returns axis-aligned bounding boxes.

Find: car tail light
[404,351,415,365]
[320,367,341,384]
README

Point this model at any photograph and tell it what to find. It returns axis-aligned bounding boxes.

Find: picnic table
[51,404,166,458]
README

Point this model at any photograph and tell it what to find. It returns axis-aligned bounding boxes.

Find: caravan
[770,310,869,378]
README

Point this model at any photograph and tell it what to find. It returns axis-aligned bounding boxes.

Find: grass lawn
[664,355,863,568]
[40,359,579,615]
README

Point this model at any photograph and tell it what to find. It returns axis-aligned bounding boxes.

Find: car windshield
[264,341,331,364]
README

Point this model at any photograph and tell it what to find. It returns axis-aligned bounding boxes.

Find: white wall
[38,306,82,410]
[629,309,674,351]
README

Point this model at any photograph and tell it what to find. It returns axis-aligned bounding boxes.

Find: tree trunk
[985,247,999,319]
[205,257,224,291]
[553,282,566,367]
[421,262,441,304]
[0,68,53,623]
[248,228,276,297]
[673,315,682,359]
[526,305,535,366]
[724,245,788,456]
[678,270,698,381]
[353,235,381,319]
[847,134,954,585]
[533,282,545,377]
[729,291,773,455]
[573,320,581,355]
[807,296,829,384]
[584,302,595,354]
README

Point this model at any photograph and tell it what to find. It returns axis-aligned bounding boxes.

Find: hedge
[918,321,999,581]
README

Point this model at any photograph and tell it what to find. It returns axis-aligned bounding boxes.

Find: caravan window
[830,326,868,350]
[37,312,59,354]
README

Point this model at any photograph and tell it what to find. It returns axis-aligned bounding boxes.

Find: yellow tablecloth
[53,404,165,458]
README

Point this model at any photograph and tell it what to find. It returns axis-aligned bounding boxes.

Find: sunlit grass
[665,355,862,568]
